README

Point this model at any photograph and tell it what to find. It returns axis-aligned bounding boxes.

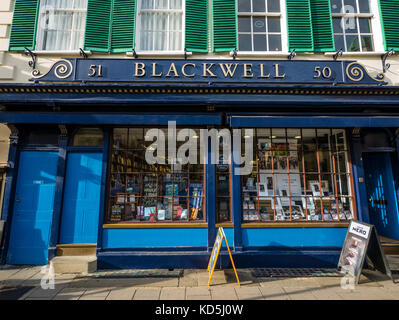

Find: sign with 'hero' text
[30,58,386,85]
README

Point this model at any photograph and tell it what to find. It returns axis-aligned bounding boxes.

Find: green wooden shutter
[379,0,399,50]
[310,0,335,52]
[286,0,313,52]
[212,0,237,52]
[111,0,136,53]
[84,0,112,52]
[185,0,208,52]
[9,0,40,51]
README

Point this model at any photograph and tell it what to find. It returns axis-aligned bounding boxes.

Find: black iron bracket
[381,49,395,73]
[79,48,88,59]
[24,47,37,70]
[132,49,138,59]
[184,48,187,60]
[232,49,237,60]
[333,48,343,61]
[288,49,296,60]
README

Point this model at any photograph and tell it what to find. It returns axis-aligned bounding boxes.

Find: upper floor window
[136,0,184,51]
[331,0,374,52]
[36,0,87,51]
[237,0,283,52]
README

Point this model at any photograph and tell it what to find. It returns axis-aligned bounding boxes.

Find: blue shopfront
[1,58,399,269]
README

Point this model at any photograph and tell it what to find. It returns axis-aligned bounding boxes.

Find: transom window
[137,0,184,51]
[237,0,282,52]
[36,0,87,51]
[331,0,374,52]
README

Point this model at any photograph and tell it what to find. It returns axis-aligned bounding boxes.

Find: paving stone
[258,286,289,300]
[186,287,211,300]
[210,287,238,300]
[133,287,161,300]
[70,277,178,288]
[53,288,86,300]
[3,268,42,286]
[234,287,263,300]
[79,288,111,300]
[282,287,318,300]
[310,288,344,300]
[199,270,226,286]
[0,268,25,282]
[23,283,68,299]
[106,287,136,300]
[159,287,186,300]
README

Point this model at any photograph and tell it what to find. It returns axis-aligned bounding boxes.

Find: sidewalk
[0,264,397,300]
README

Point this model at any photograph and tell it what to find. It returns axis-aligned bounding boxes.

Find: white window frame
[35,0,87,52]
[135,0,185,53]
[331,0,384,53]
[236,0,288,54]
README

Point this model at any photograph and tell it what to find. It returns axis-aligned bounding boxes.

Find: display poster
[142,180,158,207]
[165,183,179,197]
[189,182,203,219]
[338,220,393,284]
[207,227,240,286]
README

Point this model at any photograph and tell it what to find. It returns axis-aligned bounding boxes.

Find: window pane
[238,0,251,12]
[345,18,358,33]
[346,35,360,52]
[333,18,343,33]
[239,34,252,51]
[72,128,103,146]
[155,0,168,9]
[170,0,182,9]
[359,18,371,33]
[331,0,342,13]
[238,17,251,32]
[344,0,357,13]
[268,34,281,51]
[253,0,265,12]
[358,0,370,13]
[334,34,345,51]
[254,34,267,51]
[361,35,373,51]
[267,0,280,12]
[253,17,266,32]
[267,17,281,33]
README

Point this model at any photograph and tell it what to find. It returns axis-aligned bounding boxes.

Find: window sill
[32,50,92,56]
[229,51,290,58]
[126,51,193,57]
[103,222,208,229]
[324,51,386,57]
[241,221,350,228]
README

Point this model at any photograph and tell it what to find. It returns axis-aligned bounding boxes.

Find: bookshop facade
[1,58,399,269]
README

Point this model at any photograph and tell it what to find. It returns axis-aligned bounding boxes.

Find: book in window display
[189,182,203,220]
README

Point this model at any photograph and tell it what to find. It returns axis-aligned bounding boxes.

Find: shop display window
[107,127,205,223]
[241,128,355,223]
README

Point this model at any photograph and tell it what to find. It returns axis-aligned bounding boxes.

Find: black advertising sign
[30,58,386,85]
[338,220,392,284]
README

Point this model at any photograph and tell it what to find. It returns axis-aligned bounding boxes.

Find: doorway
[59,152,103,244]
[363,152,399,240]
[7,151,58,264]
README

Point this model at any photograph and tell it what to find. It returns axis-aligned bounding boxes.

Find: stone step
[51,256,97,274]
[56,244,97,256]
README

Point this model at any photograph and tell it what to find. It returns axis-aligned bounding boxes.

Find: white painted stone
[0,12,13,25]
[0,65,13,79]
[0,0,12,12]
[51,256,97,274]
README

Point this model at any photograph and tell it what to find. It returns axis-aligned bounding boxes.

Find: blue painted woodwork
[97,247,342,269]
[363,153,399,240]
[97,129,109,252]
[0,132,20,264]
[59,152,103,244]
[242,228,347,247]
[221,228,234,248]
[349,133,370,224]
[229,116,399,127]
[206,138,216,252]
[0,113,223,125]
[7,151,58,265]
[48,135,68,261]
[31,58,384,85]
[102,228,208,248]
[231,147,243,251]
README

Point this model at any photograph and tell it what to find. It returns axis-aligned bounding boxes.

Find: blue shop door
[7,151,58,265]
[363,153,399,240]
[59,153,103,244]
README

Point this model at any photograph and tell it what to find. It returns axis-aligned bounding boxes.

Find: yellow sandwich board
[207,227,240,286]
